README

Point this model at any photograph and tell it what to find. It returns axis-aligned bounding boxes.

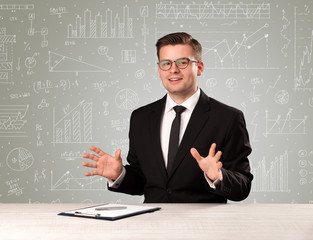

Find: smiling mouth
[168,77,183,81]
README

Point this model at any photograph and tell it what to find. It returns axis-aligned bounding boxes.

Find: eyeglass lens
[159,58,189,70]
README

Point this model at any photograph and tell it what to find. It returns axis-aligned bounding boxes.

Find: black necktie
[167,105,186,173]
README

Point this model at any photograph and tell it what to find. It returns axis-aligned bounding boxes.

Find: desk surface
[0,203,313,240]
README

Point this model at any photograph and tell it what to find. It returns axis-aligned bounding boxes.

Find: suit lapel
[167,90,211,178]
[149,95,167,179]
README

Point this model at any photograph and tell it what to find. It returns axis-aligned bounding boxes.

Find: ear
[197,61,204,76]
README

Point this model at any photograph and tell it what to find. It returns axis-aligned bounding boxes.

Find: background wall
[1,0,312,204]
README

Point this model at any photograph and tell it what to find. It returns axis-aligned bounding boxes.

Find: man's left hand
[190,143,223,182]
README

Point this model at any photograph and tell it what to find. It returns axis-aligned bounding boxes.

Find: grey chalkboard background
[1,0,312,204]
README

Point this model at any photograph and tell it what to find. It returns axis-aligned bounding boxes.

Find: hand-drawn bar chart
[52,101,93,145]
[67,5,133,39]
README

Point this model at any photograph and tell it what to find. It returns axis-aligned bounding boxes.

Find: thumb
[115,149,122,160]
[190,148,202,162]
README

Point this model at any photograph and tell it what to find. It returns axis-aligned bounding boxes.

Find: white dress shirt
[160,88,200,168]
[109,88,220,189]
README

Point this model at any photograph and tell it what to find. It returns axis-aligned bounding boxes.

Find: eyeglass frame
[157,57,200,71]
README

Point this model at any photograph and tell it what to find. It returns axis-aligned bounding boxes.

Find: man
[82,32,253,203]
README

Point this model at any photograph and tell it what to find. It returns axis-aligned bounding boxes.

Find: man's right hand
[82,146,123,181]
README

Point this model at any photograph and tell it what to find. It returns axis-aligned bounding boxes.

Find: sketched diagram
[52,101,93,145]
[298,149,313,186]
[6,147,34,171]
[201,24,271,69]
[115,89,139,110]
[156,2,270,20]
[50,170,106,191]
[264,109,308,137]
[67,5,133,39]
[0,27,16,84]
[0,105,28,137]
[252,151,290,192]
[294,7,313,91]
[48,51,110,75]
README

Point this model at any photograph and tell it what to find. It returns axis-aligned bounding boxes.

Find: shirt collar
[165,88,201,113]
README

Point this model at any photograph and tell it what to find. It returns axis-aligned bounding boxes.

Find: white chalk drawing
[266,75,281,94]
[6,178,24,196]
[248,77,263,103]
[51,170,107,191]
[27,13,48,47]
[25,52,39,75]
[206,78,217,90]
[0,4,34,11]
[33,79,79,94]
[0,105,29,137]
[294,6,313,91]
[298,149,313,186]
[250,110,259,142]
[60,151,86,161]
[67,5,133,39]
[156,3,270,20]
[140,6,149,53]
[37,98,49,109]
[225,77,238,91]
[198,24,274,69]
[49,51,110,75]
[264,109,307,137]
[274,90,289,104]
[0,27,16,84]
[97,46,113,61]
[52,101,94,146]
[280,9,291,57]
[6,147,34,171]
[121,50,136,63]
[135,69,145,79]
[115,89,139,110]
[252,151,290,192]
[49,6,68,18]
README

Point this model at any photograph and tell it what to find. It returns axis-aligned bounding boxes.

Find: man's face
[157,44,204,103]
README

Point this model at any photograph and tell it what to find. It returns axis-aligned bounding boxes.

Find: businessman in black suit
[82,32,253,203]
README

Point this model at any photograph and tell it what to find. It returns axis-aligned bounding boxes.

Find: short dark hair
[155,32,202,61]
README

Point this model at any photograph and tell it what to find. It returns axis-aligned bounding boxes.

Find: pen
[95,206,127,211]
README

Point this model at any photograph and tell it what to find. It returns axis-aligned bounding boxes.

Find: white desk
[0,203,312,240]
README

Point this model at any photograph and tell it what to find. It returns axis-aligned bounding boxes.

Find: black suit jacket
[109,89,253,203]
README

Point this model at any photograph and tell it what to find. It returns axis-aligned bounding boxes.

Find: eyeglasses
[157,57,199,71]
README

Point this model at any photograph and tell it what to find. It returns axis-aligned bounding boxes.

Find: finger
[217,161,223,169]
[82,153,99,161]
[89,146,106,157]
[115,149,122,160]
[190,148,203,162]
[84,170,98,176]
[214,151,222,162]
[208,143,216,157]
[82,162,97,168]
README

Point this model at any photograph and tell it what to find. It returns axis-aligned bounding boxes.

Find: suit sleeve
[108,111,146,195]
[214,111,253,201]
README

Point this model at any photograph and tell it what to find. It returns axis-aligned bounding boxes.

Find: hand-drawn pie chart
[115,89,139,110]
[6,148,34,171]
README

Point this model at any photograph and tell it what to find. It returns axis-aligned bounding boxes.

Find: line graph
[0,105,29,137]
[199,24,274,69]
[156,2,270,20]
[50,170,107,191]
[294,7,313,91]
[264,109,307,137]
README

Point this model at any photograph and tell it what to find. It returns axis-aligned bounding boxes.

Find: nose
[169,61,180,73]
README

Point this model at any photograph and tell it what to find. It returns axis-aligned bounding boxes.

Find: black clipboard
[58,204,161,221]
